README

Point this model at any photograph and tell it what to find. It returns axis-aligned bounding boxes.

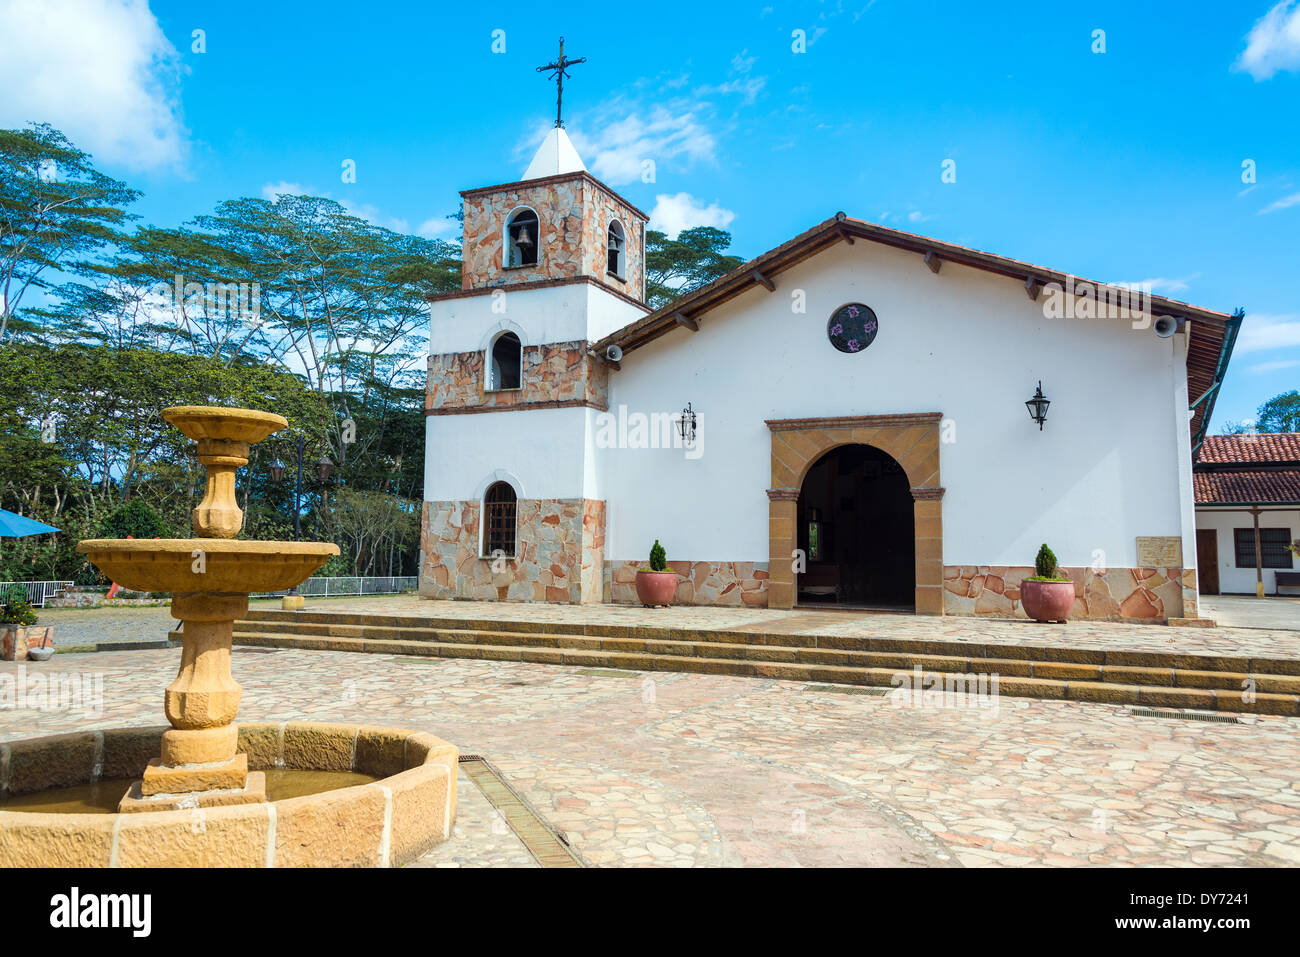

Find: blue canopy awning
[0,509,61,538]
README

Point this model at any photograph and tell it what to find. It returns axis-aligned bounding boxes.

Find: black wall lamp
[678,402,697,445]
[1025,381,1050,430]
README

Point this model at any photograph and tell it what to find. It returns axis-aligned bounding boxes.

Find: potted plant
[635,540,678,607]
[1019,544,1075,623]
[1,586,51,661]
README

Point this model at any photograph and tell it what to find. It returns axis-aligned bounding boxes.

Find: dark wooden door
[1196,529,1219,595]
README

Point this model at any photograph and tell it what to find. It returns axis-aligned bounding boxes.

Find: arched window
[504,207,539,267]
[607,219,626,278]
[483,481,517,558]
[487,331,522,391]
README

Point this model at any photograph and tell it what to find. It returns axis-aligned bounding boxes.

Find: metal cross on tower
[535,37,586,129]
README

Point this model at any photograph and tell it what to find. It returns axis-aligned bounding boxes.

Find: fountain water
[0,406,458,866]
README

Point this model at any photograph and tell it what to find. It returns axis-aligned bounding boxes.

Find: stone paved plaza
[4,597,1299,867]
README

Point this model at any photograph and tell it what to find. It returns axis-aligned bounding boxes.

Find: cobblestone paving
[408,768,537,868]
[1199,595,1300,632]
[2,645,1296,867]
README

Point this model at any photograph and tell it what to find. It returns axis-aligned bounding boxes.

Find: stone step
[229,620,1300,694]
[233,613,1300,677]
[229,628,1300,716]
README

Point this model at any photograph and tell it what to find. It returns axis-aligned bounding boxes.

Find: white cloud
[1234,0,1300,80]
[259,180,414,234]
[730,51,757,74]
[1259,191,1300,214]
[417,216,458,239]
[0,0,187,170]
[878,209,932,226]
[567,105,718,186]
[1128,273,1200,295]
[1234,312,1300,353]
[1249,358,1300,374]
[649,192,735,236]
[261,181,310,200]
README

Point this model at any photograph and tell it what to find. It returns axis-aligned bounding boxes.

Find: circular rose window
[827,303,878,354]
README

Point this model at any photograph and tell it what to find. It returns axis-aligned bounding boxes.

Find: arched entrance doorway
[796,444,915,607]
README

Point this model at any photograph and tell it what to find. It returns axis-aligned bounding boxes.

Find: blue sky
[2,0,1298,430]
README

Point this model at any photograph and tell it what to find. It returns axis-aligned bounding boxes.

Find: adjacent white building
[1194,434,1300,597]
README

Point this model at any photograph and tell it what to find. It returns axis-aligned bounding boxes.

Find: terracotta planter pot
[1020,579,1075,623]
[635,570,678,607]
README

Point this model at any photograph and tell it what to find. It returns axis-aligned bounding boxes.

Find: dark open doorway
[796,444,915,608]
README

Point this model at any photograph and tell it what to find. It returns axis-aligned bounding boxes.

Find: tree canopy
[645,226,744,310]
[1223,390,1300,435]
[0,124,458,583]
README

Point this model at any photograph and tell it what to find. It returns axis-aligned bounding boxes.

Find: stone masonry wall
[461,174,645,295]
[606,561,770,606]
[420,498,605,603]
[425,340,608,412]
[943,565,1191,621]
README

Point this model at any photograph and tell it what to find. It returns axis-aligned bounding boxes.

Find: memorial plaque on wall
[1136,536,1182,568]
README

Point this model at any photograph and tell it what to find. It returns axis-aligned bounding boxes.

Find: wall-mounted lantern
[678,402,697,445]
[1025,381,1050,431]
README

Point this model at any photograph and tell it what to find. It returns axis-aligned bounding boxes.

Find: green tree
[1224,391,1300,434]
[0,123,139,341]
[644,226,744,310]
[99,499,166,538]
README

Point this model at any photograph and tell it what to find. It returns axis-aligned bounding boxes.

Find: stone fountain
[0,406,457,867]
[79,407,337,811]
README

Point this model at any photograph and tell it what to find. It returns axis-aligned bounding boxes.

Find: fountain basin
[0,722,458,867]
[76,539,340,594]
[162,405,288,445]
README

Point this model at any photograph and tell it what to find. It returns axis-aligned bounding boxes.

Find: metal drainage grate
[574,668,642,679]
[457,755,586,868]
[804,684,890,697]
[1130,708,1242,724]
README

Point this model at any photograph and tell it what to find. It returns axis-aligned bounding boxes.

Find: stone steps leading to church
[223,618,1300,716]
[235,609,1300,679]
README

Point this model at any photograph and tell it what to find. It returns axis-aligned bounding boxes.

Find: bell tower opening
[504,208,539,267]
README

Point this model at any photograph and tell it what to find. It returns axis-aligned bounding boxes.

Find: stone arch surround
[765,413,944,614]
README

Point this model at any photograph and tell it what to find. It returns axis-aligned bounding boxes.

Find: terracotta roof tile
[1198,433,1300,465]
[1194,469,1300,505]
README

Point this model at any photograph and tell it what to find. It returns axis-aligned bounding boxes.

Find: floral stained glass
[827,303,879,354]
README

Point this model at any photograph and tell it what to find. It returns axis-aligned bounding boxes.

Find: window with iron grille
[484,482,517,558]
[1233,527,1293,569]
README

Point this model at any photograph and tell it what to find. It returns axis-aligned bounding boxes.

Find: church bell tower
[421,39,650,605]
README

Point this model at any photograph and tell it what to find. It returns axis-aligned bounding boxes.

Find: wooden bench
[1275,571,1300,596]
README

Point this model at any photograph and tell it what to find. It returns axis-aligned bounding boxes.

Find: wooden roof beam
[924,250,941,274]
[1025,277,1042,301]
[752,269,776,292]
[674,312,699,332]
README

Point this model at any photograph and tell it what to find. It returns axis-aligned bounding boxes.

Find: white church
[420,121,1238,623]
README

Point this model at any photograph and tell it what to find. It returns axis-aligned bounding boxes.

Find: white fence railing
[0,581,75,608]
[250,576,417,599]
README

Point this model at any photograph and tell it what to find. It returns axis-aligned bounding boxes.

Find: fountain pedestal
[119,593,267,812]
